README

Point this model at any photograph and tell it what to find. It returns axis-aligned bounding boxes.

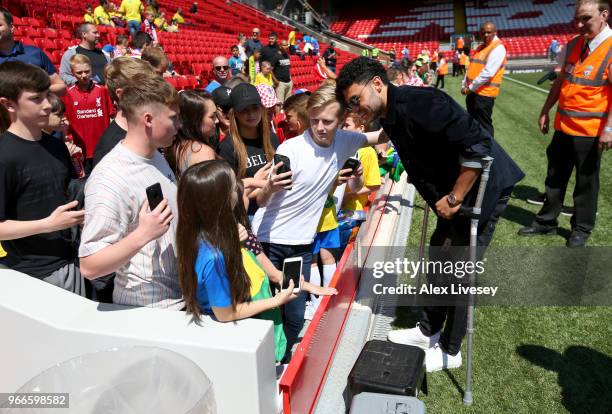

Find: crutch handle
[458,205,481,219]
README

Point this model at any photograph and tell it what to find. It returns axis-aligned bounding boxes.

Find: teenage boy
[79,75,183,309]
[0,61,86,295]
[63,54,115,174]
[93,57,156,167]
[251,82,383,360]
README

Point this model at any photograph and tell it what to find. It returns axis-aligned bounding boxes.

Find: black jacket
[382,84,524,223]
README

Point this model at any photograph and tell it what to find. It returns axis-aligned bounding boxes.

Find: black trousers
[418,188,512,355]
[535,131,602,235]
[435,74,445,89]
[466,93,496,138]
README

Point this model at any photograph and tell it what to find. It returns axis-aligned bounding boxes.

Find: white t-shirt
[79,142,183,309]
[251,129,367,245]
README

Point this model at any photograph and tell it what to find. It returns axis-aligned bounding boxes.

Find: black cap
[231,83,262,112]
[212,86,232,109]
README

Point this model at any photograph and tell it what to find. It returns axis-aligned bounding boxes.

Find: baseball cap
[255,84,281,108]
[231,83,262,112]
[212,86,232,110]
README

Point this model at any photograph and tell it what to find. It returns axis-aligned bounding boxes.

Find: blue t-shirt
[195,241,232,314]
[204,80,221,93]
[0,42,56,75]
[229,56,244,76]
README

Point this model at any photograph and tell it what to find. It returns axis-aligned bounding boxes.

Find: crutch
[459,156,494,406]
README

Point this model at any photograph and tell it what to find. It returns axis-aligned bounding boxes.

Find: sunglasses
[347,78,373,110]
[253,32,260,35]
[214,65,230,71]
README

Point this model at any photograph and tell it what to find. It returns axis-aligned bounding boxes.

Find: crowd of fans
[0,5,387,367]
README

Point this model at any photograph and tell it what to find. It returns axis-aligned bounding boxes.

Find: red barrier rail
[280,180,396,414]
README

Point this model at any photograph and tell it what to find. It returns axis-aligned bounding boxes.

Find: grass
[505,71,555,91]
[392,74,612,413]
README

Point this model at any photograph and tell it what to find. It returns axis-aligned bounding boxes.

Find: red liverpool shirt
[63,82,115,159]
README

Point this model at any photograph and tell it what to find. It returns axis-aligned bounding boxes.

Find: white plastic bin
[4,346,216,414]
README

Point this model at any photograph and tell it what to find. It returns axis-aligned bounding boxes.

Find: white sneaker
[387,324,441,350]
[304,301,315,320]
[425,344,462,372]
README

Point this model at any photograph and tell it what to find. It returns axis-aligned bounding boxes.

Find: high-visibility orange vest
[554,34,612,137]
[437,59,448,75]
[457,38,464,50]
[432,51,438,63]
[459,52,469,66]
[466,39,506,97]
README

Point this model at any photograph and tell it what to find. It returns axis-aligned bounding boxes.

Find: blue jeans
[261,242,312,362]
[127,20,141,36]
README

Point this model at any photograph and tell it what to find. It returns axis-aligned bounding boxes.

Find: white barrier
[0,270,278,414]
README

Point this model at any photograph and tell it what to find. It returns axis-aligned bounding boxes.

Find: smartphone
[342,157,361,173]
[282,257,303,293]
[145,183,163,211]
[273,154,291,175]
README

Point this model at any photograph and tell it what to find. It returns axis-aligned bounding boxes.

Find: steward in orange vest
[519,1,612,247]
[435,57,448,89]
[461,21,507,138]
[555,34,611,137]
[465,40,506,98]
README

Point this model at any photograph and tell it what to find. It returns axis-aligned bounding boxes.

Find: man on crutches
[336,57,524,374]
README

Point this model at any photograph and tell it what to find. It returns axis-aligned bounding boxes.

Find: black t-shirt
[323,47,337,67]
[75,46,108,84]
[260,44,280,64]
[93,120,127,168]
[217,131,279,215]
[271,52,291,83]
[0,131,77,277]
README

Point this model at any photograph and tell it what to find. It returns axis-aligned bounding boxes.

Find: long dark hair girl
[166,90,218,178]
[176,160,251,320]
[228,105,274,178]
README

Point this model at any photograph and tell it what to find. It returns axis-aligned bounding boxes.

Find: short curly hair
[335,57,388,105]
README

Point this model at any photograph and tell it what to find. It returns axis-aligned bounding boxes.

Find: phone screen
[282,260,302,290]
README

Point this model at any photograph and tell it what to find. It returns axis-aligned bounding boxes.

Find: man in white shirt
[252,83,383,361]
[461,21,507,138]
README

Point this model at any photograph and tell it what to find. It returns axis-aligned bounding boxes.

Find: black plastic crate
[348,340,426,402]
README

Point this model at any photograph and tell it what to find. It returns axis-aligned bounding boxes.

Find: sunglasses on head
[214,65,230,71]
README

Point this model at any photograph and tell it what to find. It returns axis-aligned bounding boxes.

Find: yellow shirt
[316,192,339,233]
[288,31,296,46]
[0,243,6,258]
[84,12,95,23]
[154,17,167,30]
[94,5,112,25]
[172,12,184,25]
[255,72,273,87]
[120,0,143,22]
[342,147,381,212]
